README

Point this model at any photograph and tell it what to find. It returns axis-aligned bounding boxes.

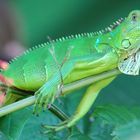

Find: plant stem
[0,69,121,117]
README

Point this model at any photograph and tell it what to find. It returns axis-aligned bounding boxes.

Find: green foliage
[1,103,140,140]
[0,76,140,140]
[89,105,140,140]
[0,107,32,140]
[113,120,140,140]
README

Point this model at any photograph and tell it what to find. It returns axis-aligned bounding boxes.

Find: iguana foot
[33,83,58,115]
[42,116,77,133]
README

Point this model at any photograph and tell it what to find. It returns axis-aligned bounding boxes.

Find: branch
[0,69,121,117]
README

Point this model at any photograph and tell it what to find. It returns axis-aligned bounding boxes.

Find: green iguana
[1,10,140,132]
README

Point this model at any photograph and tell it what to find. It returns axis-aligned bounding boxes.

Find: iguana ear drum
[118,50,140,75]
[121,39,131,50]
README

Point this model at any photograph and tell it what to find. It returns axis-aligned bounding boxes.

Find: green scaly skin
[1,10,140,132]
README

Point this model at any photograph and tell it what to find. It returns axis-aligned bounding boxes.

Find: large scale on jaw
[121,39,131,49]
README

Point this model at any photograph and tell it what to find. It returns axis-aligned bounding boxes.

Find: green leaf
[0,107,32,140]
[113,120,140,140]
[88,105,140,140]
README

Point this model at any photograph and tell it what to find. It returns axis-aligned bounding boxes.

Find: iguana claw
[33,83,57,114]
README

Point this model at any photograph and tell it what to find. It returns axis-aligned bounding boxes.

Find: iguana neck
[93,24,125,56]
[92,17,126,53]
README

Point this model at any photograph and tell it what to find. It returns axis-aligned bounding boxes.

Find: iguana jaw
[118,46,140,75]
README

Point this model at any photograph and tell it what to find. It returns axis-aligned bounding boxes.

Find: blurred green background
[1,0,140,139]
[9,0,140,46]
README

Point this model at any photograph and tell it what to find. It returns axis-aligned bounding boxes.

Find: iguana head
[115,10,140,75]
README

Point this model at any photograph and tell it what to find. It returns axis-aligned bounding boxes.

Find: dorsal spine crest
[9,16,125,64]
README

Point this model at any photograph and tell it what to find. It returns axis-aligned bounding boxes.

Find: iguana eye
[132,13,137,21]
[121,39,131,49]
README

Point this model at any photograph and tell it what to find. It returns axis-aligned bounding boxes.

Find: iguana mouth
[118,48,140,75]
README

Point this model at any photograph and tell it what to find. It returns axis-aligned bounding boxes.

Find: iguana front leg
[43,76,115,133]
[34,61,75,114]
[34,55,99,113]
[34,48,118,114]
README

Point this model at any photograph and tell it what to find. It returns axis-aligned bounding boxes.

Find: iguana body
[1,10,140,132]
[2,35,118,90]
